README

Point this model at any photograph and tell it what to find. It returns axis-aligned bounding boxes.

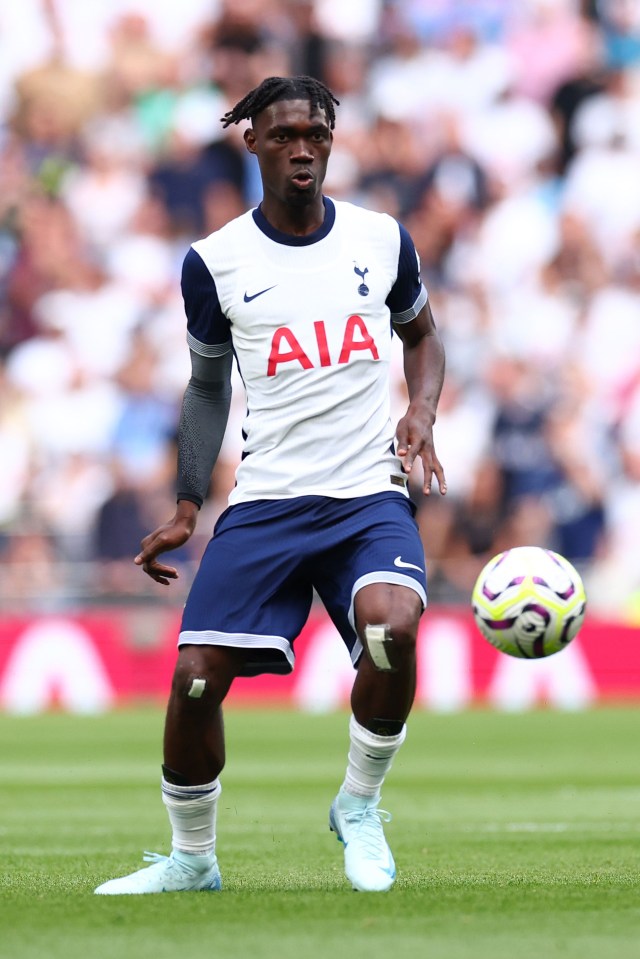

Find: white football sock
[342,715,407,799]
[161,777,221,856]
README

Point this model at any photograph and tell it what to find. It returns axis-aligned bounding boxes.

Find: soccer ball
[471,546,587,659]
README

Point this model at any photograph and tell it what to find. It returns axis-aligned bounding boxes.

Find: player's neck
[259,195,326,237]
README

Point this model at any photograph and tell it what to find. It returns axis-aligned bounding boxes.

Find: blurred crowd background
[1,0,640,620]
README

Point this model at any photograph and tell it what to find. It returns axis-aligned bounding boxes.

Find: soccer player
[95,75,446,896]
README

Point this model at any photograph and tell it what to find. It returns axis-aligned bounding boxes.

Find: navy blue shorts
[179,492,427,676]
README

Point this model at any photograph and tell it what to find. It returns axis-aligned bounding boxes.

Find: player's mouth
[290,170,314,187]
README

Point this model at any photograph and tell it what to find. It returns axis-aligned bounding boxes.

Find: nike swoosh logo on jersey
[244,285,277,302]
[394,556,424,572]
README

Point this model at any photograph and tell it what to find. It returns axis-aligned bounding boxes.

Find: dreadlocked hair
[221,76,340,130]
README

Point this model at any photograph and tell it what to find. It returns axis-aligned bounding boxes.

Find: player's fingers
[421,450,447,496]
[134,529,175,566]
[137,529,161,558]
[433,457,447,495]
[396,431,410,455]
[397,425,419,471]
[400,444,417,473]
[135,543,157,566]
[134,547,158,566]
[134,534,176,573]
[141,560,178,584]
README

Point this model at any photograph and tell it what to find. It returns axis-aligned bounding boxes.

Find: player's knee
[386,614,419,663]
[362,616,418,672]
[171,645,239,701]
[364,602,419,652]
[357,584,422,670]
[172,656,209,700]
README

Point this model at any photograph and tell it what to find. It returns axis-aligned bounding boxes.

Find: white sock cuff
[349,715,407,753]
[161,777,221,804]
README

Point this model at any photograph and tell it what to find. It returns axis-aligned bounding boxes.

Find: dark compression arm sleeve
[176,349,233,508]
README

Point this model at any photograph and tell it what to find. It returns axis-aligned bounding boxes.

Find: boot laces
[343,807,392,860]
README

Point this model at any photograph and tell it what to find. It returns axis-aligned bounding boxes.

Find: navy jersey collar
[252,196,335,246]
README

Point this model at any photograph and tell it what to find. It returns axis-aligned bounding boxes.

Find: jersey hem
[228,481,410,506]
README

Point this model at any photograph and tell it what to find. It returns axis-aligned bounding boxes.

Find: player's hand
[396,411,447,496]
[134,503,199,585]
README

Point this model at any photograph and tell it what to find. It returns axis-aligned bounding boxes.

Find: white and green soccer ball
[471,546,587,659]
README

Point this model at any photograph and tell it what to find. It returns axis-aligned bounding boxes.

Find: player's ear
[244,128,257,154]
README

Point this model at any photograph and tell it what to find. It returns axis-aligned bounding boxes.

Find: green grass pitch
[2,706,640,959]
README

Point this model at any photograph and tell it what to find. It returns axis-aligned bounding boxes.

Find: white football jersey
[182,197,427,504]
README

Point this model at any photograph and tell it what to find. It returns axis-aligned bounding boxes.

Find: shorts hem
[178,630,294,677]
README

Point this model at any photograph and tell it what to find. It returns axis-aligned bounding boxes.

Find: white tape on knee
[188,678,207,698]
[364,624,395,672]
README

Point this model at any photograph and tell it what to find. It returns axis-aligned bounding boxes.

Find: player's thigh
[181,508,313,640]
[314,493,427,651]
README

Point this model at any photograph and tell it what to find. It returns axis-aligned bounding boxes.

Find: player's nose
[290,139,314,161]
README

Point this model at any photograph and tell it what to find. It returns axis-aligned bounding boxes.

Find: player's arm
[388,222,446,496]
[135,349,233,584]
[393,302,446,496]
[135,247,233,585]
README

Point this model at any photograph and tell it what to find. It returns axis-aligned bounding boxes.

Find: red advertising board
[0,608,638,714]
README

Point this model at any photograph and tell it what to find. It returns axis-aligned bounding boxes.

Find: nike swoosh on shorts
[393,556,424,572]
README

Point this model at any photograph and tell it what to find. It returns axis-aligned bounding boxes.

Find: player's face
[244,99,333,209]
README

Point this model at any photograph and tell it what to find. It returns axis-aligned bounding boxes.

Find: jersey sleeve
[181,247,232,356]
[385,223,428,324]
